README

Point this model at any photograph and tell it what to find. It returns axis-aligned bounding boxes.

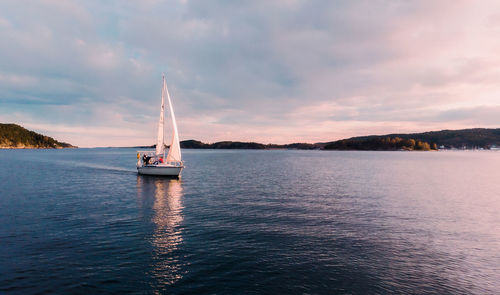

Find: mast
[155,75,165,156]
[165,76,182,162]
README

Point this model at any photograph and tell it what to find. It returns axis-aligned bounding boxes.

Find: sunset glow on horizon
[1,1,499,147]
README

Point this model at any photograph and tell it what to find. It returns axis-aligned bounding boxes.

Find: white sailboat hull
[137,165,183,176]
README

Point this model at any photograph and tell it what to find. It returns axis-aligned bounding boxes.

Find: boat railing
[164,161,183,167]
[137,150,156,156]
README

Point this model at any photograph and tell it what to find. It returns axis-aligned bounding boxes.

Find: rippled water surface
[1,149,499,294]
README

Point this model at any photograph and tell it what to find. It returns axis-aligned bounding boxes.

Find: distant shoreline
[3,146,498,151]
[129,128,500,151]
[2,124,499,151]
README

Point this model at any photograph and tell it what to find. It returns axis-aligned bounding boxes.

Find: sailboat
[137,74,184,176]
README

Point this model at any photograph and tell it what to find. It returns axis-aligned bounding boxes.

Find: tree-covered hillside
[342,128,500,149]
[323,137,436,151]
[0,123,75,149]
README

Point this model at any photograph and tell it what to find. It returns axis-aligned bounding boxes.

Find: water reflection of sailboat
[136,176,185,288]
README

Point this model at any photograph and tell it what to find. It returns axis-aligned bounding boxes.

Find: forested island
[176,138,436,151]
[322,137,436,151]
[179,140,316,150]
[0,123,75,149]
[322,128,500,150]
[175,128,500,151]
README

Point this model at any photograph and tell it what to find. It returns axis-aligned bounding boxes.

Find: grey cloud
[0,0,499,146]
[435,106,500,125]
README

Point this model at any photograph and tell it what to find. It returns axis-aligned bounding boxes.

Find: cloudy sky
[0,0,499,147]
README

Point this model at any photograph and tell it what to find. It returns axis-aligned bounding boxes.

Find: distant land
[181,140,317,150]
[139,128,500,151]
[0,123,75,149]
[2,124,499,150]
[136,141,316,150]
[322,128,500,150]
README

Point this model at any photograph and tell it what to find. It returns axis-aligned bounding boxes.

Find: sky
[0,0,499,147]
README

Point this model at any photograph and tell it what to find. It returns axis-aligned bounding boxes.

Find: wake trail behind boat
[53,160,137,173]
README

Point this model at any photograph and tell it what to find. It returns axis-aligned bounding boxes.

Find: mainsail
[155,76,165,155]
[165,77,182,162]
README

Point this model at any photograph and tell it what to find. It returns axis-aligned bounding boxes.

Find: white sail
[165,78,182,162]
[155,75,165,155]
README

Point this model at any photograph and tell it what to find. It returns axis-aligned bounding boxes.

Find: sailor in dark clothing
[142,154,151,166]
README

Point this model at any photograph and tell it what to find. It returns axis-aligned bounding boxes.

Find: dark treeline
[0,123,75,148]
[180,140,265,149]
[323,137,436,151]
[339,128,500,149]
[179,140,316,150]
[178,128,500,151]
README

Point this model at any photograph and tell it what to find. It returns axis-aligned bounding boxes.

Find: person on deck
[142,154,151,166]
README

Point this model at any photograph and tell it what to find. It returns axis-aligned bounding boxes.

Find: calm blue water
[0,149,499,294]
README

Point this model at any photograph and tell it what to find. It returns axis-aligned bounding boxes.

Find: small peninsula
[0,123,75,149]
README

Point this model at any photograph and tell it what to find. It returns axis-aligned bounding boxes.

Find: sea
[0,148,499,294]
